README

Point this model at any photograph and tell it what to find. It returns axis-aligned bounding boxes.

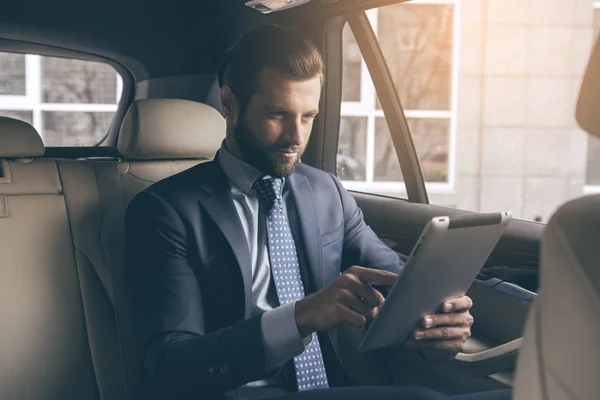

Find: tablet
[357,211,512,352]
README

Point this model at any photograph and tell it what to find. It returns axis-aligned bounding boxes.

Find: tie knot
[254,177,283,211]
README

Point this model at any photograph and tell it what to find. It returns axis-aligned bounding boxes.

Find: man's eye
[303,114,317,120]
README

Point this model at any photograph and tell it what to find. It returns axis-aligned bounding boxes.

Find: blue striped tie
[254,177,329,391]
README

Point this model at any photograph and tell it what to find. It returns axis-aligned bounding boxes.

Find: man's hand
[295,266,398,337]
[407,296,474,361]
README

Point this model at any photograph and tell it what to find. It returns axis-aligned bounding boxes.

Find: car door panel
[336,191,542,392]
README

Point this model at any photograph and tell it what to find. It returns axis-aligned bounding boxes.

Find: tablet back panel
[358,212,512,352]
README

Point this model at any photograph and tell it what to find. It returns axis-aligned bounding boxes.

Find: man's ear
[220,85,238,121]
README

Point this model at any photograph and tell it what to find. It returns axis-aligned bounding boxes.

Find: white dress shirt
[218,143,311,384]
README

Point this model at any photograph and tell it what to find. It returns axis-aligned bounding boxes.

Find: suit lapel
[196,160,253,319]
[288,172,324,291]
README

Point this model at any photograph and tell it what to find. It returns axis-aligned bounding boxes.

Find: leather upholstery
[576,37,600,139]
[0,159,62,195]
[0,100,223,400]
[117,98,225,160]
[0,117,45,158]
[515,37,600,399]
[118,160,205,207]
[57,159,133,400]
[0,157,101,400]
[514,196,600,399]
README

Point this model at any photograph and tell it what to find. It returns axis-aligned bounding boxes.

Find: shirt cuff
[261,302,307,370]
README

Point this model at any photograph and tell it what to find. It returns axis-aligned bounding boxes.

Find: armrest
[452,338,522,377]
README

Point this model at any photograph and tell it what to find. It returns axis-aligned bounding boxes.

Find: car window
[0,52,122,146]
[339,0,600,223]
[338,3,456,198]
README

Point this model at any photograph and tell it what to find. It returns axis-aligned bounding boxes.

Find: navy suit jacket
[124,156,404,399]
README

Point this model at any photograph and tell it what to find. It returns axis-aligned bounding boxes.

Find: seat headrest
[577,37,600,138]
[0,117,45,158]
[117,99,225,160]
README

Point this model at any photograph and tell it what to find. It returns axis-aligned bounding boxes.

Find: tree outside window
[0,53,121,146]
[338,2,456,195]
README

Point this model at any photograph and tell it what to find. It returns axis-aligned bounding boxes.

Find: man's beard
[233,116,304,177]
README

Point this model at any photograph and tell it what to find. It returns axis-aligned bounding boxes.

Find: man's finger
[441,295,473,313]
[338,303,368,328]
[413,326,471,341]
[342,292,379,320]
[343,277,385,307]
[347,266,398,286]
[421,311,474,328]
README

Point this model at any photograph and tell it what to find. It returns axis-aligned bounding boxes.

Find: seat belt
[95,162,143,400]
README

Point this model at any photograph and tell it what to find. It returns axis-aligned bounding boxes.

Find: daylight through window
[338,1,458,195]
[0,53,122,146]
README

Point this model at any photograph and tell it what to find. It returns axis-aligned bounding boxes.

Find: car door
[292,0,595,394]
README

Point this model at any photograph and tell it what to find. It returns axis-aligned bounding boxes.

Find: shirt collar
[218,141,290,195]
[218,141,264,195]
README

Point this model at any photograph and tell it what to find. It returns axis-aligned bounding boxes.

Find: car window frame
[323,10,429,204]
[0,38,134,153]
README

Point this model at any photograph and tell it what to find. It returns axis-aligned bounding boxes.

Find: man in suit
[124,25,511,400]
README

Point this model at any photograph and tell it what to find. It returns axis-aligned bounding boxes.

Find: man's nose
[285,118,304,146]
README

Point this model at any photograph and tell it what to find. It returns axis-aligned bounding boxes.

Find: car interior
[0,0,598,399]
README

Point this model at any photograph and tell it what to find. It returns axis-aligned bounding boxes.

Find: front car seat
[513,35,600,400]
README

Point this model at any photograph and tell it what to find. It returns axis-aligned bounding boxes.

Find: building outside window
[338,2,458,194]
[338,0,600,223]
[1,1,599,224]
[0,54,121,146]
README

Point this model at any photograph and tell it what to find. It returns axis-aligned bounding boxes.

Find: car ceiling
[0,0,407,81]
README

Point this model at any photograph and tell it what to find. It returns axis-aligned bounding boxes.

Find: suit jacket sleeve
[124,190,270,399]
[329,174,405,275]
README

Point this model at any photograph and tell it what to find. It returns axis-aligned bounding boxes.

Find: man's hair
[217,24,324,112]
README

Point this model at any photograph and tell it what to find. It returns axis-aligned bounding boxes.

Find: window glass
[587,136,600,185]
[342,25,362,102]
[338,116,368,181]
[0,110,33,125]
[0,53,26,95]
[373,117,403,182]
[0,52,121,146]
[338,0,600,222]
[338,3,454,197]
[377,4,453,110]
[42,111,115,146]
[41,57,118,104]
[373,118,451,183]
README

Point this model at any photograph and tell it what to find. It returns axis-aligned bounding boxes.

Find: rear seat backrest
[108,99,225,394]
[58,98,226,399]
[0,99,225,400]
[0,117,117,400]
[116,98,225,207]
